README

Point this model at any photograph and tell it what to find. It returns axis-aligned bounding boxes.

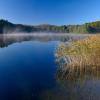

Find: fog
[0,33,93,41]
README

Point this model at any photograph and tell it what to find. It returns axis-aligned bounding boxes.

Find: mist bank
[0,33,93,48]
[0,19,100,34]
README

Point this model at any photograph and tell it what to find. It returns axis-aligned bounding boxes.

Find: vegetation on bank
[56,35,100,67]
[1,19,100,33]
[55,35,100,80]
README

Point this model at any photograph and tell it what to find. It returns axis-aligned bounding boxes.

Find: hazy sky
[0,0,100,25]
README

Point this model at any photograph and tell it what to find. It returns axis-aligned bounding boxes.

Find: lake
[0,34,99,100]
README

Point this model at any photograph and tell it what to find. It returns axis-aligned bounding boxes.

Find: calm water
[0,35,99,100]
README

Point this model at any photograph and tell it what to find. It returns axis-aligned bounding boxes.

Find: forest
[0,19,100,33]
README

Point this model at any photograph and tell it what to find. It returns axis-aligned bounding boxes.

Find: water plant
[55,35,100,80]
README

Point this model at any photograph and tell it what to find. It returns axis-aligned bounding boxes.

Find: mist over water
[0,33,93,42]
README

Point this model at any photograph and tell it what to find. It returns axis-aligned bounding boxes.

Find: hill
[0,19,100,33]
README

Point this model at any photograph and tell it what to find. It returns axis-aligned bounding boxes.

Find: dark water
[0,36,100,100]
[0,40,58,100]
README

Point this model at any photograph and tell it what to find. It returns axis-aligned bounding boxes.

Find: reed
[56,35,100,69]
[55,35,100,81]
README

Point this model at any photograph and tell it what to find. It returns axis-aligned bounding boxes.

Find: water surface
[0,35,99,100]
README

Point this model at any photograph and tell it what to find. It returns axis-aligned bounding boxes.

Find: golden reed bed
[56,35,100,70]
[55,35,100,80]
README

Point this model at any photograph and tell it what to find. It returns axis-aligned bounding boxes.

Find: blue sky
[0,0,100,25]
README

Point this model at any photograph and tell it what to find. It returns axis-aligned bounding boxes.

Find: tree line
[0,19,100,33]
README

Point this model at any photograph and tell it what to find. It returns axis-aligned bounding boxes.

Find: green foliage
[35,21,100,33]
[0,19,100,33]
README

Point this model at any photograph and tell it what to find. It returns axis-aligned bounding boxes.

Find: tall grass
[56,35,100,67]
[55,35,100,80]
